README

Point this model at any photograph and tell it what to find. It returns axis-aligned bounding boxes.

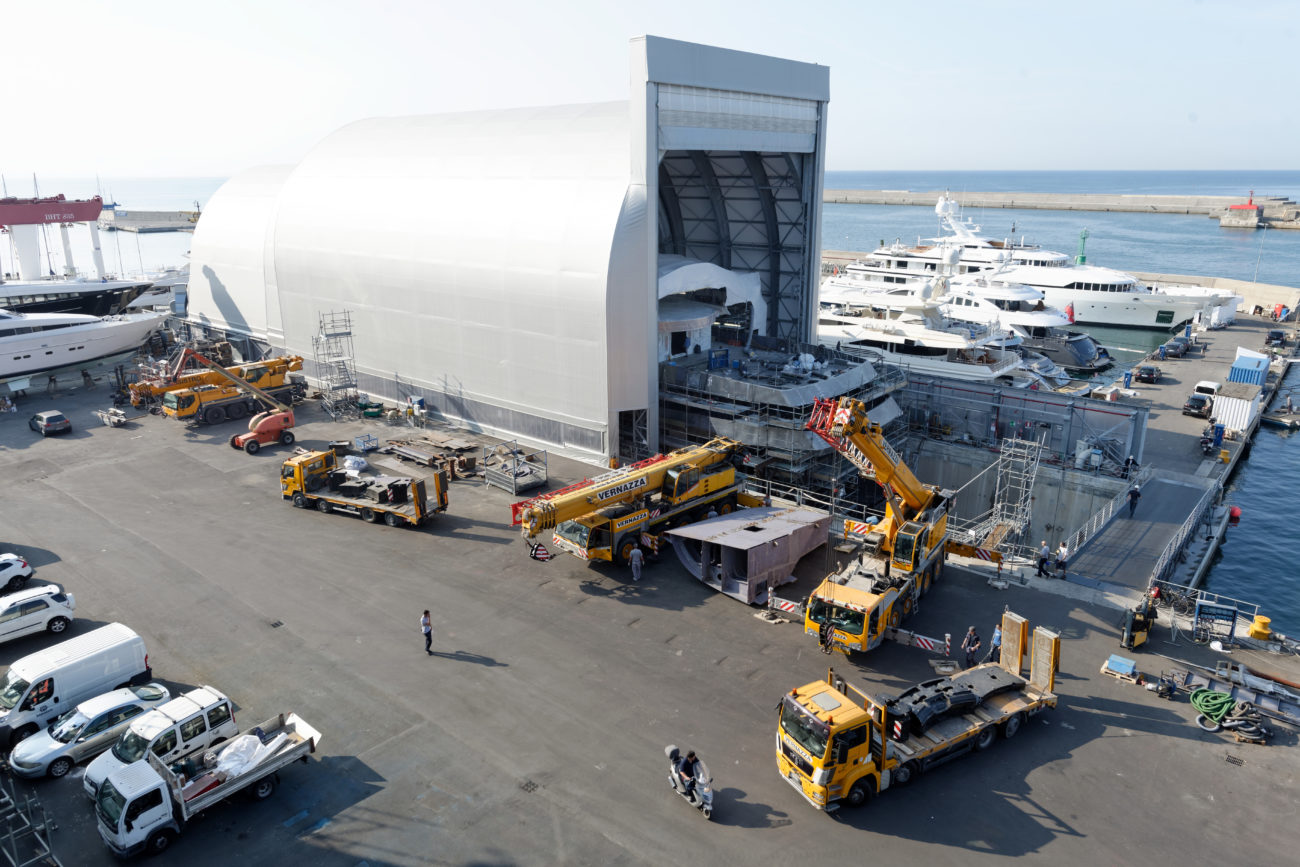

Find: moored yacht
[817,297,1026,386]
[857,196,1241,330]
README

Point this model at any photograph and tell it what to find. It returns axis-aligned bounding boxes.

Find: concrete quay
[98,208,199,233]
[824,189,1300,228]
[2,354,1299,865]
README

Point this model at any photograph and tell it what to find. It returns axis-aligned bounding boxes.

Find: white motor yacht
[855,196,1241,330]
[942,270,1113,372]
[817,297,1028,386]
[0,309,166,382]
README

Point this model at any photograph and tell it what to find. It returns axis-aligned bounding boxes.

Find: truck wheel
[888,607,902,628]
[617,537,637,565]
[204,406,226,424]
[317,499,332,514]
[384,512,401,527]
[251,775,277,800]
[145,829,176,855]
[280,431,295,446]
[47,757,73,778]
[844,778,875,809]
[361,507,378,523]
[1002,713,1025,740]
[47,616,70,634]
[893,761,919,787]
[305,476,324,492]
[974,725,997,752]
[292,492,306,508]
[228,402,247,420]
[244,439,261,455]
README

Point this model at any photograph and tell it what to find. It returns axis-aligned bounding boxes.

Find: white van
[84,686,238,798]
[1194,380,1222,397]
[0,623,150,747]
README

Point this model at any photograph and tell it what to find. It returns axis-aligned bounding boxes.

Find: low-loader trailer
[776,611,1059,811]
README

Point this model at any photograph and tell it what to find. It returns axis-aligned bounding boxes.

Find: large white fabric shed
[185,36,830,460]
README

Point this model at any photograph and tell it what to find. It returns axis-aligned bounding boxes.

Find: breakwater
[823,189,1300,228]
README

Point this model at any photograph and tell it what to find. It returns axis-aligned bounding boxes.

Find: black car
[1183,393,1213,418]
[1266,329,1287,347]
[1135,365,1161,384]
[1162,340,1188,358]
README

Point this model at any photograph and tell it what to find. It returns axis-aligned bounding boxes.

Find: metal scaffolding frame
[947,436,1045,555]
[0,773,62,867]
[312,310,360,421]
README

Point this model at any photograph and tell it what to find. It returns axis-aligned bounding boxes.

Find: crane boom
[807,397,934,517]
[175,348,294,413]
[513,437,744,539]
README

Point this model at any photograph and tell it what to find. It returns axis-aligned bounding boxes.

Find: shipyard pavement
[0,386,1295,866]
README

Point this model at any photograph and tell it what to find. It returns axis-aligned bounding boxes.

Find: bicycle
[1153,584,1197,616]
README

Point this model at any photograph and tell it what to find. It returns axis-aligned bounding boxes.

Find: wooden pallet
[1101,654,1140,683]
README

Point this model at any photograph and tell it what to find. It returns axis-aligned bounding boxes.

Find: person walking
[420,610,432,655]
[1126,484,1142,518]
[706,506,719,520]
[629,545,644,583]
[1056,542,1069,579]
[1036,540,1050,577]
[988,624,1002,664]
[961,626,981,668]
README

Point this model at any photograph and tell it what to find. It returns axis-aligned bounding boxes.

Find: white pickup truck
[94,712,320,858]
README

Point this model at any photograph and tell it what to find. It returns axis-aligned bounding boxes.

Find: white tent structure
[185,36,830,461]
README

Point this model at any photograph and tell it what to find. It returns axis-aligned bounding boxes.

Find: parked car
[0,585,75,644]
[28,411,71,436]
[0,553,34,593]
[1266,329,1287,346]
[1183,393,1214,418]
[1161,339,1188,358]
[1135,365,1161,384]
[83,685,239,798]
[6,683,171,779]
[1170,335,1193,354]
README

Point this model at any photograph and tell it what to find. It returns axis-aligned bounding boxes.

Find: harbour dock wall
[823,189,1300,229]
[820,249,1300,314]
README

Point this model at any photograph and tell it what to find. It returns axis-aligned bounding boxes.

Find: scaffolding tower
[312,310,360,421]
[976,437,1045,551]
[0,772,63,866]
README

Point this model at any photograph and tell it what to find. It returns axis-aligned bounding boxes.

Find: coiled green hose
[1190,688,1236,723]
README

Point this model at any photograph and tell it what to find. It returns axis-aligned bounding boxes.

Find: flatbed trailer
[776,611,1060,811]
[281,450,448,527]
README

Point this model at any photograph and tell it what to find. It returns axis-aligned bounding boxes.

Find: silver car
[5,683,170,779]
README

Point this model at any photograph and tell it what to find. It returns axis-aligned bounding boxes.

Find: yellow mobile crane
[161,352,305,426]
[129,355,303,408]
[160,349,304,450]
[512,437,761,565]
[802,397,953,655]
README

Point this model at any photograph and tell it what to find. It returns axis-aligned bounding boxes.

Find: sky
[4,0,1297,178]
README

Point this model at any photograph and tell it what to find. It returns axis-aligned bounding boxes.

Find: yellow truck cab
[777,611,1059,811]
[803,513,948,655]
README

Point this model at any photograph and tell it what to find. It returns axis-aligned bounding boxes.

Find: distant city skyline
[6,0,1295,178]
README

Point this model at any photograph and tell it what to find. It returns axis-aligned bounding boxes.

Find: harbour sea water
[823,170,1300,635]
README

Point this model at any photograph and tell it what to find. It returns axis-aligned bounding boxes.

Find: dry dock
[2,355,1299,865]
[824,189,1300,228]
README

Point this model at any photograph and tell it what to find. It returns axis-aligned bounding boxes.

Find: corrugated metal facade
[1228,347,1269,386]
